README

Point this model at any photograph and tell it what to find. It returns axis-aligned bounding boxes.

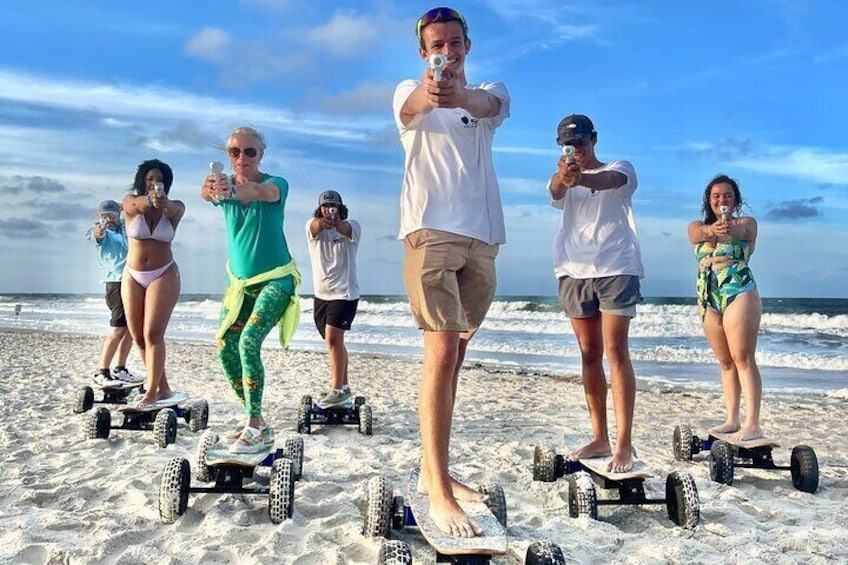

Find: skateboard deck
[407,469,506,556]
[205,439,274,467]
[708,430,779,449]
[97,380,143,391]
[118,391,189,413]
[578,455,653,480]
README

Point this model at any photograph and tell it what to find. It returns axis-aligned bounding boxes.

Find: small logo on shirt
[460,116,478,128]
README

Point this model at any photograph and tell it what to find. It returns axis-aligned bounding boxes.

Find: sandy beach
[1,327,846,564]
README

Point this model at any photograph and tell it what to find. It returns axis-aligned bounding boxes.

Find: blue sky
[1,0,846,297]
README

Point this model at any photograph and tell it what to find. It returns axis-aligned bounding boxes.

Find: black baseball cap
[556,114,596,146]
[318,190,343,206]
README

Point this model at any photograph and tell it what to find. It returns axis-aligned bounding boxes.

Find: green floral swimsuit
[695,239,757,321]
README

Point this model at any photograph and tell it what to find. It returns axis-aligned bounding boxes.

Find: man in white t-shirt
[392,6,510,538]
[549,114,643,474]
[306,190,361,409]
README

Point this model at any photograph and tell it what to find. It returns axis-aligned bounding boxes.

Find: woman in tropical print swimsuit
[688,174,764,442]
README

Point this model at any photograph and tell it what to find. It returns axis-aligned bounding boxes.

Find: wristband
[146,193,153,208]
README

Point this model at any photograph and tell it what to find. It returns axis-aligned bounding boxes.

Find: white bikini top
[126,213,175,242]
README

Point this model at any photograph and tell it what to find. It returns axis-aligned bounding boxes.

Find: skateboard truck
[533,443,700,529]
[362,473,566,564]
[297,394,373,435]
[158,431,304,524]
[81,396,209,448]
[672,424,819,493]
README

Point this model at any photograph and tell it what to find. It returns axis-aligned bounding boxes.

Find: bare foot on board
[567,438,612,462]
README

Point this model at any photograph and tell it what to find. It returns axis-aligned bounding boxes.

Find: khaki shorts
[558,275,642,319]
[403,229,498,338]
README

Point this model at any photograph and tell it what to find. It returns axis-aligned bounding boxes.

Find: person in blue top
[85,200,143,386]
[201,126,301,454]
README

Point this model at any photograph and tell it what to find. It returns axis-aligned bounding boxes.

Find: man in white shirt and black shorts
[306,190,361,409]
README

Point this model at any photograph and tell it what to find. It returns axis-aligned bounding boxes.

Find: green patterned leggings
[218,278,293,417]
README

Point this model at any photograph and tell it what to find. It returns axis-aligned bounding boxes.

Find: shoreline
[2,328,847,563]
[6,325,846,396]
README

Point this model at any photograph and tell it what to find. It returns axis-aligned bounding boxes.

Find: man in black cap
[85,200,142,386]
[549,113,644,473]
[306,190,361,409]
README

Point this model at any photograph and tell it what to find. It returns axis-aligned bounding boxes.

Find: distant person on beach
[85,199,142,386]
[548,114,643,473]
[306,190,361,409]
[200,126,301,454]
[393,6,510,537]
[122,159,185,407]
[689,174,763,441]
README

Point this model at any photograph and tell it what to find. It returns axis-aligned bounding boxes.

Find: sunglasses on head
[228,147,258,159]
[416,7,467,39]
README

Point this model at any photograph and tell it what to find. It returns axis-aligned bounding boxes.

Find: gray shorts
[557,275,642,319]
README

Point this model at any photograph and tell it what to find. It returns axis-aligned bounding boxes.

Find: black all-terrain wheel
[297,395,312,434]
[74,386,94,414]
[379,539,412,565]
[363,475,393,538]
[673,424,694,461]
[84,407,111,440]
[354,396,365,411]
[533,443,558,482]
[790,445,819,493]
[478,482,507,527]
[154,408,178,448]
[525,540,566,565]
[665,470,700,529]
[391,495,406,530]
[567,471,597,519]
[188,400,209,433]
[159,457,191,524]
[195,431,219,483]
[358,405,373,436]
[709,440,734,485]
[283,436,305,481]
[269,457,295,523]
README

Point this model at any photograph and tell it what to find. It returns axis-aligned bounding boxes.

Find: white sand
[1,328,846,564]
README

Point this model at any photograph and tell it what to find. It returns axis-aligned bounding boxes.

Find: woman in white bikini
[121,159,185,407]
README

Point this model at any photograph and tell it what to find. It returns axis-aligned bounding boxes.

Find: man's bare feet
[731,424,764,442]
[566,438,611,462]
[708,420,741,434]
[427,493,484,538]
[417,473,489,503]
[607,446,637,473]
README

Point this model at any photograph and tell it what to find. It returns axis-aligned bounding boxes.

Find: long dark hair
[701,174,744,224]
[313,203,349,220]
[131,159,173,196]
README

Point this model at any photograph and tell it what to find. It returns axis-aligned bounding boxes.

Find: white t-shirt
[305,218,361,301]
[550,160,644,279]
[392,79,510,245]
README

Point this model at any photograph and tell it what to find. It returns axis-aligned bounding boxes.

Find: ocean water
[2,294,846,393]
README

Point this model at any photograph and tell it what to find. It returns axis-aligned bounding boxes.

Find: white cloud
[0,69,383,143]
[185,27,231,62]
[305,11,381,57]
[733,147,848,186]
[311,82,395,113]
[813,43,848,64]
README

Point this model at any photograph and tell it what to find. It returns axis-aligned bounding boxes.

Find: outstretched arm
[231,180,280,204]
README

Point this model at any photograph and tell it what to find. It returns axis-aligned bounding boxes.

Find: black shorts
[313,298,359,339]
[105,282,127,327]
